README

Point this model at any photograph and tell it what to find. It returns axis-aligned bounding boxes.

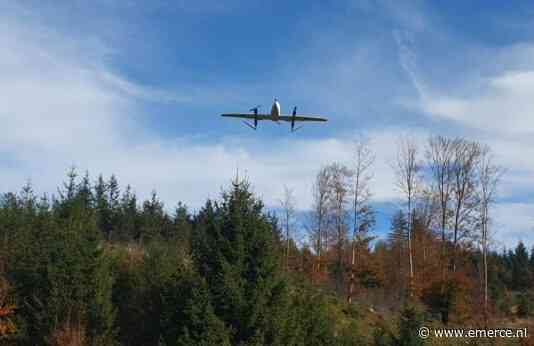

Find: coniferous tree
[118,184,138,242]
[94,174,110,238]
[8,171,117,344]
[160,271,231,346]
[139,191,165,244]
[78,171,93,210]
[172,202,192,247]
[55,167,78,218]
[386,211,409,299]
[511,242,531,291]
[107,175,120,241]
[396,303,425,346]
[193,181,289,345]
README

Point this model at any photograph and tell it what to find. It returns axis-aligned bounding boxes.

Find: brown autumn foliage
[520,332,534,346]
[0,267,16,338]
[49,319,87,346]
[298,202,510,328]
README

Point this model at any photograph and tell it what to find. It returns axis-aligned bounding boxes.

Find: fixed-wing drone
[221,98,327,132]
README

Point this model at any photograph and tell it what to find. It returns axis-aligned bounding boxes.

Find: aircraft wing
[278,115,328,122]
[221,113,272,120]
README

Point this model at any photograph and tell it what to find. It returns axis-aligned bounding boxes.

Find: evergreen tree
[139,191,166,244]
[118,184,138,242]
[77,171,93,210]
[516,291,533,318]
[7,172,117,344]
[193,181,289,345]
[160,271,231,346]
[171,202,192,246]
[107,175,120,240]
[396,303,425,346]
[20,181,36,214]
[388,210,408,246]
[386,210,409,298]
[94,174,111,239]
[113,242,184,346]
[55,167,78,218]
[511,242,531,291]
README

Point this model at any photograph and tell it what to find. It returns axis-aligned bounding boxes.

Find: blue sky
[1,0,534,249]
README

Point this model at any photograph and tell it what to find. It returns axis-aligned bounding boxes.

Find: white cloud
[493,203,534,249]
[98,72,193,103]
[394,27,534,248]
[2,1,533,250]
[418,70,534,135]
[396,33,534,136]
[0,4,431,214]
[0,7,414,212]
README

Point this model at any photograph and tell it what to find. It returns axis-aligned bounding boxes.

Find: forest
[0,135,533,345]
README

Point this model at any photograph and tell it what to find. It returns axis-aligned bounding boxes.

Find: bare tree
[327,163,352,295]
[309,166,332,276]
[348,136,375,303]
[413,184,439,283]
[279,185,296,271]
[426,136,456,283]
[394,137,420,296]
[476,145,502,328]
[450,140,481,272]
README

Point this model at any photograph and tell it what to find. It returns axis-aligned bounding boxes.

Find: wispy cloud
[98,72,193,103]
[0,3,413,212]
[393,15,534,248]
[493,203,534,249]
[2,1,533,249]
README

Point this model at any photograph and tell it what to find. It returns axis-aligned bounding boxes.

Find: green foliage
[516,291,534,318]
[160,271,231,346]
[280,284,338,345]
[192,181,289,345]
[396,303,425,346]
[510,242,532,291]
[2,169,533,346]
[3,174,117,345]
[112,241,186,346]
[388,210,408,245]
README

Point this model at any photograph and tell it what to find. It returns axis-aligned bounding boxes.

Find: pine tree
[107,175,120,241]
[139,191,165,244]
[396,303,425,346]
[8,172,117,344]
[20,181,36,214]
[192,181,289,345]
[77,171,93,210]
[118,185,138,242]
[511,242,530,291]
[94,174,110,238]
[386,210,409,299]
[160,271,230,346]
[55,167,78,218]
[171,202,192,247]
[388,211,408,249]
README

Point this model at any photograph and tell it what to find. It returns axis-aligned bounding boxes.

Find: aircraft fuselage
[270,99,281,120]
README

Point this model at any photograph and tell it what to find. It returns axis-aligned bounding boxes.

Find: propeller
[291,106,302,132]
[249,105,261,114]
[243,105,261,130]
[243,121,257,130]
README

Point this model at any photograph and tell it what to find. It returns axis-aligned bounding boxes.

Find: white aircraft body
[221,98,327,132]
